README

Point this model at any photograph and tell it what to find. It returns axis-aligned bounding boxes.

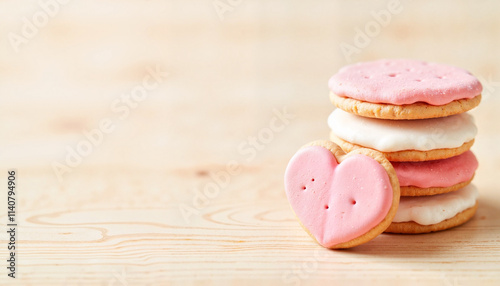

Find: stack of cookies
[327,59,482,234]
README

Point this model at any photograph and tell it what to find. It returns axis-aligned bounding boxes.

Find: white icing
[393,184,478,225]
[328,109,477,152]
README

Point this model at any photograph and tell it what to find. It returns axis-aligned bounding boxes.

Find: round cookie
[328,59,482,120]
[331,133,474,162]
[328,109,477,162]
[386,185,479,234]
[284,140,400,249]
[399,179,474,197]
[330,92,481,120]
[393,150,478,196]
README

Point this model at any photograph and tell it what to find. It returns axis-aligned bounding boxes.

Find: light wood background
[1,0,500,285]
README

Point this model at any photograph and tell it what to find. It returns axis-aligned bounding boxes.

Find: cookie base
[330,132,474,162]
[401,176,474,196]
[385,202,478,234]
[330,92,481,120]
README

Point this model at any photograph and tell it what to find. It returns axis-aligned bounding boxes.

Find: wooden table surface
[1,1,500,285]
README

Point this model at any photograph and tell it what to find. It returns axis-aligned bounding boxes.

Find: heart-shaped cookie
[284,140,400,249]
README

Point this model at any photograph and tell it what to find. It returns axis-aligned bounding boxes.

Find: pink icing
[329,59,483,105]
[284,146,393,248]
[392,150,478,188]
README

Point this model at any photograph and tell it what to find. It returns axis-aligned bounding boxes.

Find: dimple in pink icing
[329,59,483,105]
[284,146,393,248]
[392,150,478,188]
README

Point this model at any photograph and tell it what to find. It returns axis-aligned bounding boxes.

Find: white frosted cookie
[386,185,479,234]
[328,109,477,161]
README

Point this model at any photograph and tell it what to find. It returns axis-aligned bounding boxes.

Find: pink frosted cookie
[392,150,478,196]
[284,140,400,249]
[329,59,482,119]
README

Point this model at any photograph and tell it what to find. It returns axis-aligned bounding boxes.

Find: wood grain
[1,0,500,285]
